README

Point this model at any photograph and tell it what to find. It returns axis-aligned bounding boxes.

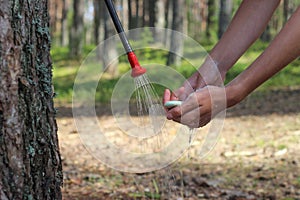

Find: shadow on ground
[56,87,300,118]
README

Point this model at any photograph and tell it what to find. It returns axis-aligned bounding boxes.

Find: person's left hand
[163,86,227,128]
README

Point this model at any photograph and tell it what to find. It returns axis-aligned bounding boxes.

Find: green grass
[51,41,300,103]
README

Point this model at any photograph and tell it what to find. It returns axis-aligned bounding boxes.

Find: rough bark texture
[0,0,62,199]
[218,0,233,39]
[167,0,184,66]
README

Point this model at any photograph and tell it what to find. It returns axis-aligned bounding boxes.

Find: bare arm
[226,6,300,107]
[211,0,281,76]
[166,6,300,128]
[165,0,281,101]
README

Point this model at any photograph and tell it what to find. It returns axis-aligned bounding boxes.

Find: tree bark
[69,0,85,57]
[218,0,233,39]
[0,0,62,199]
[167,0,184,66]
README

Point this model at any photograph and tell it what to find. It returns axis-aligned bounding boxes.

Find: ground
[58,87,300,200]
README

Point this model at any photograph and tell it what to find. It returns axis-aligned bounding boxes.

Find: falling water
[133,73,195,154]
[132,74,196,198]
[133,74,165,152]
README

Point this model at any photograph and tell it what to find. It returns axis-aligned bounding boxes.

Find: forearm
[226,6,300,107]
[208,0,280,75]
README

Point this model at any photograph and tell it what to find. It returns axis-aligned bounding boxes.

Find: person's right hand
[164,58,226,103]
[165,85,227,128]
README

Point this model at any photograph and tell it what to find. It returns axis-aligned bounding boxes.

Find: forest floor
[58,87,300,200]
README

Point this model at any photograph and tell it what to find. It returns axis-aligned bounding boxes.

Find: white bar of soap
[164,101,182,108]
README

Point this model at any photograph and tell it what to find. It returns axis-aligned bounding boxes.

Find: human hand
[165,59,225,102]
[164,86,227,128]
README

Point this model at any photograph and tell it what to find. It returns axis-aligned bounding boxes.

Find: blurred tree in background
[218,0,233,39]
[167,0,184,66]
[49,0,300,70]
[69,0,85,57]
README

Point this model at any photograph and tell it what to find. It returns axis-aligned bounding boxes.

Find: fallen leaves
[57,88,300,199]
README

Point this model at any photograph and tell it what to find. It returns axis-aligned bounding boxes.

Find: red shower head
[127,52,147,77]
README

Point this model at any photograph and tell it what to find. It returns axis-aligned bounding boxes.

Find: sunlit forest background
[47,1,300,198]
[49,0,300,103]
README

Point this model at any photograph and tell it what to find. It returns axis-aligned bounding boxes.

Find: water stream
[132,73,194,198]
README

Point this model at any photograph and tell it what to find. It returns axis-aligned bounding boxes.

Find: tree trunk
[143,0,150,26]
[164,0,173,46]
[0,0,62,199]
[93,0,101,45]
[128,0,140,39]
[49,0,59,38]
[60,0,69,46]
[154,0,166,43]
[102,1,119,77]
[69,0,85,57]
[122,0,129,30]
[218,0,233,39]
[167,0,184,66]
[128,0,133,29]
[135,0,140,28]
[148,0,157,41]
[206,0,217,40]
[149,0,156,27]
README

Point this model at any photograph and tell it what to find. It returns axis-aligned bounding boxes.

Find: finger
[173,83,194,101]
[178,92,201,117]
[172,87,185,100]
[172,117,199,129]
[169,107,200,126]
[181,107,200,124]
[163,89,171,113]
[178,108,201,128]
[177,112,212,128]
[198,113,212,127]
[170,91,179,101]
[167,91,200,119]
[163,89,171,104]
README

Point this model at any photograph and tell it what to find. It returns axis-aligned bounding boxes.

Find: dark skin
[163,0,300,128]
